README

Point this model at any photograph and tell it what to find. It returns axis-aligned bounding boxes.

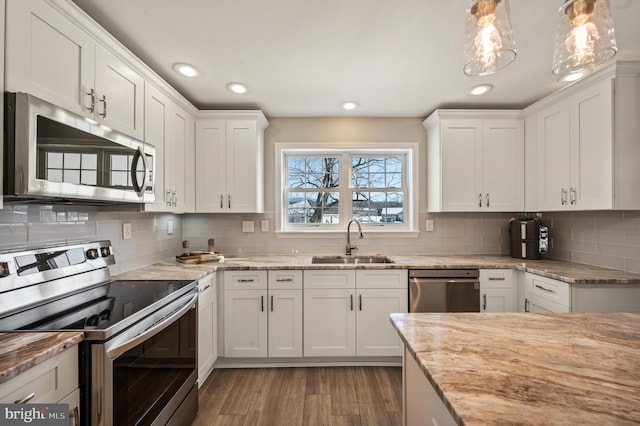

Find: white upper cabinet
[195,112,268,213]
[144,84,194,212]
[424,110,524,212]
[530,61,640,211]
[5,0,144,139]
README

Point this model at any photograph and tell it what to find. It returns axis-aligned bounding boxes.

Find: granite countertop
[114,254,640,285]
[390,312,640,425]
[0,332,84,384]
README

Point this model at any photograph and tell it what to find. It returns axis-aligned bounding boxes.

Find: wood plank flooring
[193,367,403,426]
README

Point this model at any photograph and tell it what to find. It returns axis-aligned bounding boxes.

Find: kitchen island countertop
[0,332,84,384]
[390,312,640,425]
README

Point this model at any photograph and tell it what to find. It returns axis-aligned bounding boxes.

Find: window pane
[352,191,404,224]
[81,170,97,185]
[111,171,128,187]
[287,191,339,224]
[82,154,98,169]
[63,169,80,184]
[352,156,403,189]
[64,153,81,169]
[47,169,63,182]
[111,155,128,171]
[47,152,63,168]
[288,156,339,190]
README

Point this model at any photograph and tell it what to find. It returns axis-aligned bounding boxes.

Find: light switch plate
[261,220,269,232]
[425,219,434,232]
[167,220,174,235]
[242,221,255,233]
[123,223,132,240]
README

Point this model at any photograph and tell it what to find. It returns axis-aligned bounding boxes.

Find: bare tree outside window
[286,154,405,225]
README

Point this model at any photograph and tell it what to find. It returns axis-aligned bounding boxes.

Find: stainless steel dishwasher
[409,269,480,312]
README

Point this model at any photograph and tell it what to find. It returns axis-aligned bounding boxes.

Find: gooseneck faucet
[346,218,364,255]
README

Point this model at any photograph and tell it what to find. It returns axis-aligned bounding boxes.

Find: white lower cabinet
[303,269,408,357]
[198,273,217,387]
[524,273,570,313]
[0,345,80,426]
[479,269,515,313]
[223,270,303,358]
[268,271,303,357]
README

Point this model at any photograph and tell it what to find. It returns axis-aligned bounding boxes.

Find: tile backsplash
[543,211,640,274]
[0,204,183,275]
[4,204,640,275]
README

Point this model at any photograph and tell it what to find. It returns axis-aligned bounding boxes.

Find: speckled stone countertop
[114,254,640,285]
[0,332,84,384]
[390,312,640,425]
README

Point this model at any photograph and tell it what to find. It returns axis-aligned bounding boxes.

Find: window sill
[274,230,420,239]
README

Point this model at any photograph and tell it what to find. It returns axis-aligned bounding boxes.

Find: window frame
[275,142,419,236]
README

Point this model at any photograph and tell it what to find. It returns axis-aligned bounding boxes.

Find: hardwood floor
[193,367,403,426]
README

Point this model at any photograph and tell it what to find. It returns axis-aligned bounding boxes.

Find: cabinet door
[195,119,227,212]
[537,99,571,211]
[94,45,145,139]
[226,119,264,213]
[570,79,613,210]
[268,289,303,357]
[5,0,95,116]
[198,275,216,386]
[356,289,407,356]
[168,104,188,211]
[224,289,267,357]
[482,120,524,211]
[481,288,514,312]
[303,289,356,357]
[525,294,570,313]
[144,84,170,211]
[57,388,80,426]
[440,120,483,211]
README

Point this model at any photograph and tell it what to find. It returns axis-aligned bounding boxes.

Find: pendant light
[552,0,617,80]
[463,0,516,76]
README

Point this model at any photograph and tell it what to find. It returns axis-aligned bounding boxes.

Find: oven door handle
[106,293,197,359]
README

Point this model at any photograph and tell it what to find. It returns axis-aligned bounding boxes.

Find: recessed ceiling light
[227,82,250,94]
[172,63,200,78]
[340,101,359,110]
[470,84,494,96]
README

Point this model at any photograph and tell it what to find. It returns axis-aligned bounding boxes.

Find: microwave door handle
[130,146,149,198]
[106,293,197,360]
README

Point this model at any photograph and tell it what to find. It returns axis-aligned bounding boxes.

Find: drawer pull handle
[271,295,274,312]
[261,295,264,312]
[488,277,505,281]
[482,293,487,310]
[350,294,354,311]
[276,278,293,282]
[238,279,255,283]
[70,406,80,426]
[15,392,35,404]
[199,284,211,292]
[524,298,529,313]
[359,294,362,311]
[534,284,554,293]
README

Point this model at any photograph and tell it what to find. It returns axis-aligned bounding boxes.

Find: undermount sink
[311,255,394,264]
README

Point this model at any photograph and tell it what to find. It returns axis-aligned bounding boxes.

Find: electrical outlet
[261,220,269,232]
[425,219,434,232]
[122,223,132,240]
[242,221,255,233]
[167,220,174,235]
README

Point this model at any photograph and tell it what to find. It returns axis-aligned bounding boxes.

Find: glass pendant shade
[463,0,517,76]
[552,0,617,79]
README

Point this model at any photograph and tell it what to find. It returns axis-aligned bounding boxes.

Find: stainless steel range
[0,240,198,426]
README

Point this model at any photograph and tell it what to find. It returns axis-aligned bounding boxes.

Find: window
[277,143,418,233]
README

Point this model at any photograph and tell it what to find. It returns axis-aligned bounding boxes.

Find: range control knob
[86,248,99,260]
[100,247,112,257]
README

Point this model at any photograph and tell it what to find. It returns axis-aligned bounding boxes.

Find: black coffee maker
[509,218,549,260]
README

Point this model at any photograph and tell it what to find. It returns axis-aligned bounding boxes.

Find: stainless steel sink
[311,255,394,264]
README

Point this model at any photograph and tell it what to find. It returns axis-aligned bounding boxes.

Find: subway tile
[571,251,625,271]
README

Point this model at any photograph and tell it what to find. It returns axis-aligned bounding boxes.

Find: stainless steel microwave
[3,92,155,204]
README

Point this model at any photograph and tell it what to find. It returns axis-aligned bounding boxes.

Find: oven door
[87,290,198,426]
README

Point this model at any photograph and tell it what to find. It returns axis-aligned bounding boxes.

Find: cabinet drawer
[303,270,355,289]
[479,269,513,289]
[268,270,303,290]
[356,270,408,289]
[224,270,267,290]
[0,345,78,405]
[526,273,570,307]
[198,274,216,307]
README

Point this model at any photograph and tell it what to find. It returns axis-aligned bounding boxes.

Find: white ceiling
[71,0,640,117]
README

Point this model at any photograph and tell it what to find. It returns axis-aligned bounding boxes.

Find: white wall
[184,117,515,256]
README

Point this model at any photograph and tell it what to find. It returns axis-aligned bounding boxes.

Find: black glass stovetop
[22,279,196,333]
